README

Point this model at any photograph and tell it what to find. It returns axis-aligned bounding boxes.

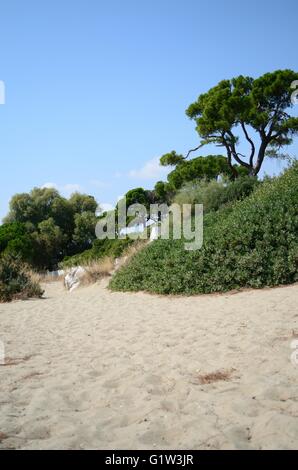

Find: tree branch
[185,135,222,159]
[240,121,255,167]
[222,135,238,179]
[253,140,268,175]
[226,130,252,169]
[185,144,203,160]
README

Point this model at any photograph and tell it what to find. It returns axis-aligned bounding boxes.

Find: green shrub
[61,237,134,268]
[174,179,226,212]
[0,222,34,263]
[0,254,44,302]
[223,176,260,204]
[110,163,298,294]
[174,176,259,213]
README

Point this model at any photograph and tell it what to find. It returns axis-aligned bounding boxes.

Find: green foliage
[119,187,155,209]
[223,175,260,203]
[110,163,298,294]
[160,151,185,167]
[50,197,74,237]
[32,218,66,268]
[0,222,34,262]
[156,154,249,206]
[115,187,157,230]
[166,155,235,190]
[2,187,99,270]
[186,69,298,175]
[154,181,173,204]
[0,254,44,302]
[61,237,133,268]
[174,176,259,213]
[68,192,98,214]
[174,180,226,212]
[4,192,37,224]
[72,211,98,252]
[62,186,156,270]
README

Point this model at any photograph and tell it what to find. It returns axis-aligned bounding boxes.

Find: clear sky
[0,0,297,220]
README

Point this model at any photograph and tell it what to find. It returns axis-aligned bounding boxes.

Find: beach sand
[0,280,298,450]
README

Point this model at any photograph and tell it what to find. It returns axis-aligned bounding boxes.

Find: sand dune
[0,280,298,450]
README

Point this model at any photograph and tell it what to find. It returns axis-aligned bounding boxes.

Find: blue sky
[0,0,297,220]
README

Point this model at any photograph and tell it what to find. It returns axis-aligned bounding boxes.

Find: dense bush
[110,163,298,294]
[0,254,44,302]
[0,222,34,262]
[174,179,226,212]
[174,176,259,213]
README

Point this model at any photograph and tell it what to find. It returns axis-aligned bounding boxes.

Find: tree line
[0,188,98,269]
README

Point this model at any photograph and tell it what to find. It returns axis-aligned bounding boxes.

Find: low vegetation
[78,257,115,286]
[61,237,134,268]
[110,163,298,294]
[174,175,259,213]
[0,254,44,302]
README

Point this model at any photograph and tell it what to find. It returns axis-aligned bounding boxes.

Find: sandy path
[0,280,298,450]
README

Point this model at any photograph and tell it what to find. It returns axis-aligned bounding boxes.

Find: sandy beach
[0,280,298,450]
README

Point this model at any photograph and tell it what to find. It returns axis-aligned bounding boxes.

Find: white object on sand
[64,266,86,292]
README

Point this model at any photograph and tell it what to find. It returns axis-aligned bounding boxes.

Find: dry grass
[114,240,149,271]
[62,240,148,289]
[197,368,235,385]
[27,270,41,284]
[80,257,114,285]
